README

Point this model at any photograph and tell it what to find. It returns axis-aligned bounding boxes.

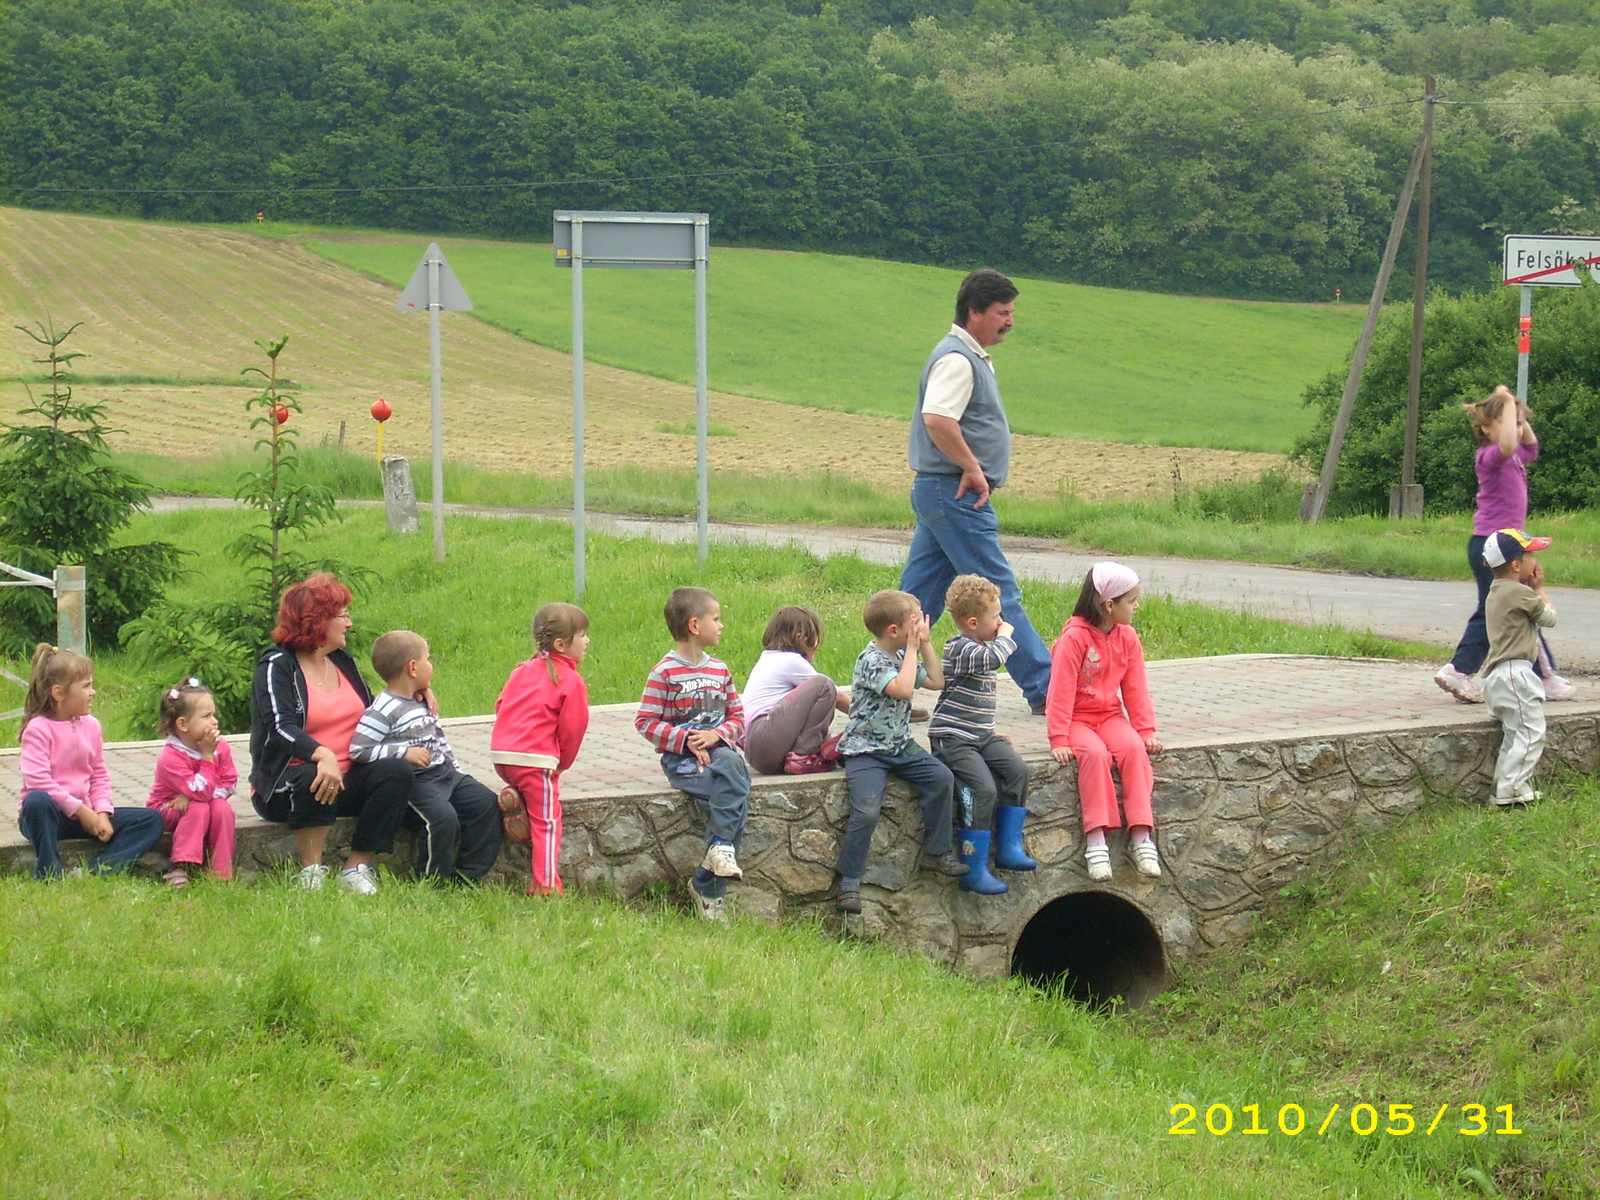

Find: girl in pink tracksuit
[147,678,238,885]
[491,603,591,895]
[1046,562,1166,883]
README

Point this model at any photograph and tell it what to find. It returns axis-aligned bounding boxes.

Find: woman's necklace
[309,653,335,690]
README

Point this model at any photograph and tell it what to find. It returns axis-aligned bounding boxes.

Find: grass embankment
[306,233,1363,453]
[7,777,1599,1196]
[1149,773,1600,1197]
[127,447,1600,589]
[16,505,1435,747]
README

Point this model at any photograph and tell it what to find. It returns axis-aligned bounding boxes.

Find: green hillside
[309,236,1365,454]
[7,776,1598,1196]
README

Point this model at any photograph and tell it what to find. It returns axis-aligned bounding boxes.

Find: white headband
[1091,561,1140,602]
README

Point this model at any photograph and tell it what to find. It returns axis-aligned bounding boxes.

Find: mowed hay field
[1,207,1286,499]
[314,232,1364,452]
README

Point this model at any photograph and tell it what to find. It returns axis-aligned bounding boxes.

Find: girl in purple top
[1436,385,1572,702]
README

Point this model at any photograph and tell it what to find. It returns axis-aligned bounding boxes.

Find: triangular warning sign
[395,243,474,312]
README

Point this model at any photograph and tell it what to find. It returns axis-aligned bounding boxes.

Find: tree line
[3,0,1599,299]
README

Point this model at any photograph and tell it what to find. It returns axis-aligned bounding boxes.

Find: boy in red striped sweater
[635,586,751,921]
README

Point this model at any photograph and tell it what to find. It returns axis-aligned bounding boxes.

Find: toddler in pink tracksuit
[146,678,238,885]
[1046,562,1165,882]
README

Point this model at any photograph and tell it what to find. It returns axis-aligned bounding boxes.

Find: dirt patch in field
[1,207,1283,499]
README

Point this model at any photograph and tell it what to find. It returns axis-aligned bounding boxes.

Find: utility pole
[1393,76,1435,520]
[1302,99,1431,525]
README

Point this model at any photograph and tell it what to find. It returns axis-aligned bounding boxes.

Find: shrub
[0,319,184,652]
[1293,282,1600,516]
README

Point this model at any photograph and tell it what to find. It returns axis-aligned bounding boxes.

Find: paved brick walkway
[6,654,1595,843]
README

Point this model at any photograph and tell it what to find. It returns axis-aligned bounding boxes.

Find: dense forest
[3,0,1600,298]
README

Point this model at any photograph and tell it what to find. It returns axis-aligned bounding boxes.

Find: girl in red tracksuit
[1045,562,1166,883]
[491,604,590,894]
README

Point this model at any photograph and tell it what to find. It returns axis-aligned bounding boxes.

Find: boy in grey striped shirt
[930,575,1034,894]
[349,631,502,883]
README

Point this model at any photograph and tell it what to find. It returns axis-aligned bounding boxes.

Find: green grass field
[11,505,1435,746]
[127,447,1600,590]
[305,233,1364,453]
[6,773,1597,1196]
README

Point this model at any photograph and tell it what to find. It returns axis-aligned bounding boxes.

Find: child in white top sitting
[741,605,849,775]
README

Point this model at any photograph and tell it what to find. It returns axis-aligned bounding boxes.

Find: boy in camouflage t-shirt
[832,590,967,914]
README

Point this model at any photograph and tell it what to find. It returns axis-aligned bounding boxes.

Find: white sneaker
[338,863,379,895]
[295,863,330,891]
[700,843,743,879]
[1494,790,1542,807]
[1544,674,1576,700]
[1131,839,1162,878]
[1085,844,1112,882]
[1434,664,1483,704]
[687,880,725,921]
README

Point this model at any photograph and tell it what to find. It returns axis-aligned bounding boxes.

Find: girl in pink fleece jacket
[1045,563,1166,882]
[146,678,238,885]
[17,643,164,878]
[491,603,591,895]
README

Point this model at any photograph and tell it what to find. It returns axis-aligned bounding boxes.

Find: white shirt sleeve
[921,352,974,421]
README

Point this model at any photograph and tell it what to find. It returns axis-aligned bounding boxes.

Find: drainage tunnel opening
[1011,891,1169,1009]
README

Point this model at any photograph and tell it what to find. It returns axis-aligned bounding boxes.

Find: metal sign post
[1503,235,1600,403]
[396,242,473,562]
[555,211,710,598]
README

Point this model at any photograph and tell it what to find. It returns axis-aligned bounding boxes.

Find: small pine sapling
[0,318,184,652]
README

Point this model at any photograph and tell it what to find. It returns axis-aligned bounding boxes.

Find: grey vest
[907,332,1012,489]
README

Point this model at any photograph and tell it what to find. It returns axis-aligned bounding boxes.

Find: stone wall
[556,710,1600,977]
[6,711,1597,985]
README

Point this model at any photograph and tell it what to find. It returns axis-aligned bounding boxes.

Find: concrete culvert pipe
[1011,891,1169,1009]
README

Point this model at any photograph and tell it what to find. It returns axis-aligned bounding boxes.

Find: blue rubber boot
[993,805,1038,871]
[957,829,1008,894]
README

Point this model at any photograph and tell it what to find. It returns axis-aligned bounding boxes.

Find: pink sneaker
[819,733,843,763]
[1434,663,1482,704]
[783,750,838,775]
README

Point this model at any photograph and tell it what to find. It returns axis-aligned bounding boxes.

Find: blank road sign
[553,211,706,269]
[1503,235,1600,286]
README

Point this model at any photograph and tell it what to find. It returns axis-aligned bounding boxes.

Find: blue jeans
[901,472,1053,708]
[661,746,750,900]
[1450,533,1554,676]
[18,791,165,879]
[836,746,955,881]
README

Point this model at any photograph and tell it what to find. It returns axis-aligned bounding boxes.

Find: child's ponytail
[157,677,211,738]
[531,603,590,683]
[22,642,93,730]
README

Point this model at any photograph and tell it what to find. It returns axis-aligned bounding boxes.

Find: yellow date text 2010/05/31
[1167,1102,1523,1137]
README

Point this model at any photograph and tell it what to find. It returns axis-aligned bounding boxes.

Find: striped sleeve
[349,694,413,763]
[636,660,689,755]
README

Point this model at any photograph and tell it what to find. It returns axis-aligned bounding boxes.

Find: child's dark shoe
[836,887,862,914]
[920,851,970,877]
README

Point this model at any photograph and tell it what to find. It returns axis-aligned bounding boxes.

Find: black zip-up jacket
[249,645,373,800]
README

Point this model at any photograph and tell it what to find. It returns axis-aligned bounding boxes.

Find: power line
[5,97,1424,198]
[1436,97,1600,106]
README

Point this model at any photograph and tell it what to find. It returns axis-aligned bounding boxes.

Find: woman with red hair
[248,573,416,893]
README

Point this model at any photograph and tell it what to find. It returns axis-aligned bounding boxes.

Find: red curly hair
[271,573,353,652]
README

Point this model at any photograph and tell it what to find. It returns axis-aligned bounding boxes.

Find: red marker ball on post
[271,403,290,425]
[371,398,393,423]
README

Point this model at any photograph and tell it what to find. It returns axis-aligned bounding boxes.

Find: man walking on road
[900,268,1053,712]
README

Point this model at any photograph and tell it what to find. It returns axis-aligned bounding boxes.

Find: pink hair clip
[167,688,181,700]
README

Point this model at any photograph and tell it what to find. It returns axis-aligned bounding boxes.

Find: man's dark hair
[955,269,1018,326]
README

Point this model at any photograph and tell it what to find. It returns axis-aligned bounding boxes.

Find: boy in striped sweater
[930,575,1035,894]
[635,587,751,921]
[349,631,502,884]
